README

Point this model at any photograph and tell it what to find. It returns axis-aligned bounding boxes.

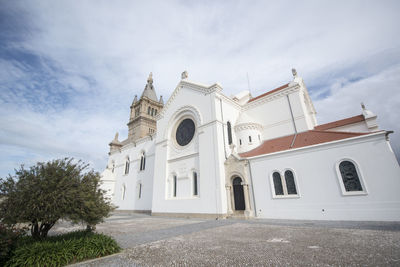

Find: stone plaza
[65,212,400,266]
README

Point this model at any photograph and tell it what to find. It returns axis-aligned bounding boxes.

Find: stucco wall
[249,133,400,221]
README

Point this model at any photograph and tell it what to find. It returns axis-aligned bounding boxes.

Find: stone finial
[292,68,298,78]
[361,102,366,110]
[133,95,138,104]
[181,70,188,80]
[147,72,153,84]
[113,132,119,141]
[229,143,236,154]
[159,95,164,104]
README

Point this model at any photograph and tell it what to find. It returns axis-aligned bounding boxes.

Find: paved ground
[63,212,400,266]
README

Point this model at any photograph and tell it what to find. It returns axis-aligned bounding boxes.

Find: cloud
[313,63,400,159]
[1,0,399,177]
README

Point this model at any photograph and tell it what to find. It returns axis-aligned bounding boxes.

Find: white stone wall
[249,132,400,221]
[106,137,155,211]
[151,81,230,215]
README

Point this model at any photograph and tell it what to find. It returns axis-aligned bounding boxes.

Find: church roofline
[157,78,222,120]
[239,129,385,159]
[247,83,290,103]
[314,114,365,131]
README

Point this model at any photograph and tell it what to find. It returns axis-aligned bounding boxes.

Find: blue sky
[1,0,399,177]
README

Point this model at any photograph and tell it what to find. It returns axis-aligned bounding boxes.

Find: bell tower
[128,73,164,141]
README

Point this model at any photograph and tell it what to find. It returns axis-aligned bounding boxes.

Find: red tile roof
[314,115,365,131]
[248,83,289,103]
[239,130,369,158]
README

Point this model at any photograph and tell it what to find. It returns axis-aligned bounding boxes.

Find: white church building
[101,70,400,221]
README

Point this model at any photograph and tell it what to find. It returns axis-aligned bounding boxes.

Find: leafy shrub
[5,230,121,267]
[0,224,27,265]
[0,158,114,239]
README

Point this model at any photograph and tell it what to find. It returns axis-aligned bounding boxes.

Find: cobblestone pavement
[67,213,400,266]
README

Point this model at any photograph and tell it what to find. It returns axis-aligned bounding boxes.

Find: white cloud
[313,64,400,160]
[1,0,399,176]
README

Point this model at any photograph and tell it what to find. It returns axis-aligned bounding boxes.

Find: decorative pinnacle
[114,132,119,141]
[147,72,153,84]
[181,70,188,80]
[292,68,298,78]
[361,102,366,110]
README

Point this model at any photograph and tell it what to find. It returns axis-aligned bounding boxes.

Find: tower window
[140,152,146,171]
[124,157,130,175]
[148,107,151,114]
[227,121,232,145]
[249,136,252,143]
[151,108,154,116]
[154,109,157,116]
[138,183,142,199]
[239,139,242,145]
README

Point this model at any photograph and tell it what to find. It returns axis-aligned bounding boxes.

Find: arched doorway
[233,177,245,210]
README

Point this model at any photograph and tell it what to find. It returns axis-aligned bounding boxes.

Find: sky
[1,0,399,177]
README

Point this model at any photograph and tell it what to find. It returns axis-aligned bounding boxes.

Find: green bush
[0,224,27,265]
[5,230,121,267]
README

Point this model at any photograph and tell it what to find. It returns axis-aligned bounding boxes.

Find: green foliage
[0,224,27,266]
[5,230,121,267]
[0,158,115,239]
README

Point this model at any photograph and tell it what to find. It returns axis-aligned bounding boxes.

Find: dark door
[233,177,245,210]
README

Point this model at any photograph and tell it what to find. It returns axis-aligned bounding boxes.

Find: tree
[0,158,114,239]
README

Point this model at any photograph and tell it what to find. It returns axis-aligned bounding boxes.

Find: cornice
[157,80,222,120]
[234,122,263,131]
[243,84,300,110]
[215,92,242,110]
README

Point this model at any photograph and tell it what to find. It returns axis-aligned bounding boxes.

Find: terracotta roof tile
[314,115,365,131]
[248,83,289,103]
[239,130,369,158]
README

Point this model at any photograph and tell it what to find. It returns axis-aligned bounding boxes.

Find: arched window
[227,121,232,145]
[173,175,177,197]
[138,183,142,199]
[193,171,198,196]
[272,172,284,195]
[121,184,126,200]
[154,109,157,116]
[339,161,363,192]
[249,136,252,143]
[148,106,151,114]
[272,170,299,197]
[140,152,146,171]
[124,157,130,174]
[239,139,242,145]
[284,170,297,195]
[151,108,154,116]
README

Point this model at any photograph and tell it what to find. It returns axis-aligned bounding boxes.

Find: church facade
[101,70,400,221]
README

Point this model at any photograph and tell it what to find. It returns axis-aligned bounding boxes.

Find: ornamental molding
[157,80,222,120]
[234,122,263,132]
[164,104,203,140]
[243,84,300,111]
[215,92,242,110]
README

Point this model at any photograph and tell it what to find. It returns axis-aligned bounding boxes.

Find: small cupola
[234,113,263,153]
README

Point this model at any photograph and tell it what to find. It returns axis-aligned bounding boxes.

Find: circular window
[175,118,195,146]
